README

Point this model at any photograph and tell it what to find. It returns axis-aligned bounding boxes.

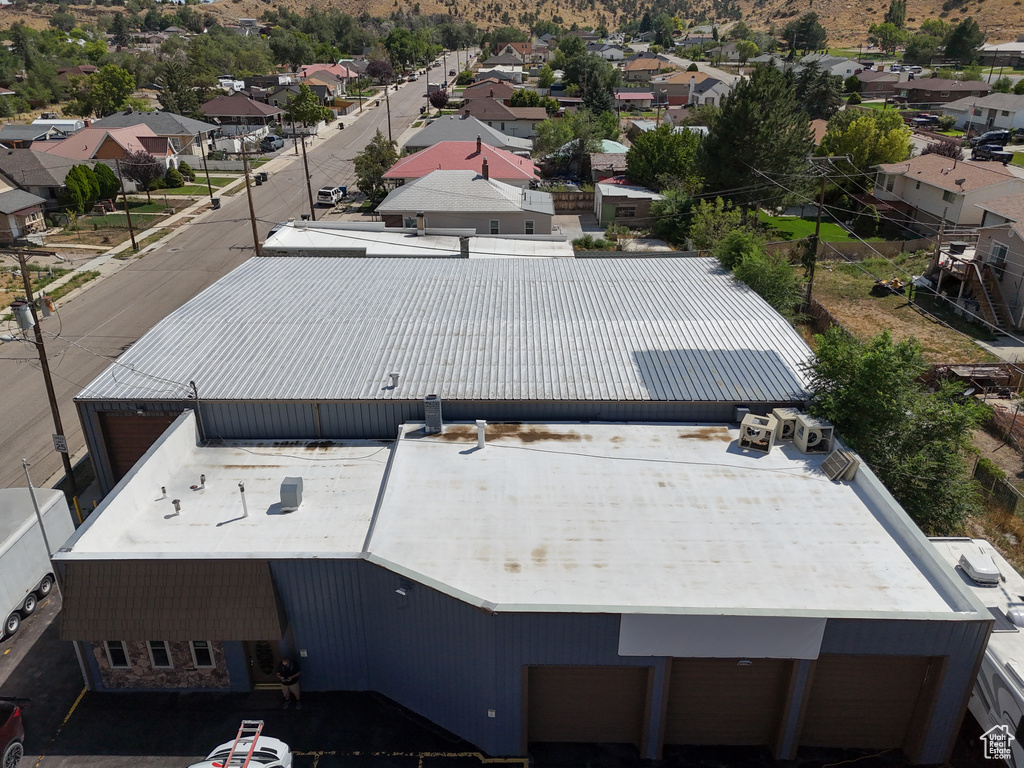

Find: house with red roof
[35,125,178,169]
[383,138,539,188]
[299,63,356,81]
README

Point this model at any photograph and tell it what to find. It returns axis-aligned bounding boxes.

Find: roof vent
[959,552,1001,586]
[1009,607,1024,628]
[476,419,487,449]
[280,476,303,512]
[424,394,443,434]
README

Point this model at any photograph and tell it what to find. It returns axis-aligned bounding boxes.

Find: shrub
[938,115,957,130]
[178,161,194,179]
[164,167,185,188]
[847,91,862,105]
[572,234,613,250]
[686,62,699,71]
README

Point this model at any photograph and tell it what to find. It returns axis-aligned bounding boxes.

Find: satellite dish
[954,178,966,186]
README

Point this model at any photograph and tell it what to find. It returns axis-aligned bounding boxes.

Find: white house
[800,53,861,79]
[941,93,1024,132]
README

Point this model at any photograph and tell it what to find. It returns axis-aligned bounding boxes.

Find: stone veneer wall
[91,641,231,689]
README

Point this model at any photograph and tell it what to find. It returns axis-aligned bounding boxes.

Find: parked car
[890,64,904,71]
[316,186,346,205]
[970,129,1012,147]
[0,699,25,768]
[260,136,285,152]
[971,143,1014,164]
[187,731,292,768]
[909,114,940,128]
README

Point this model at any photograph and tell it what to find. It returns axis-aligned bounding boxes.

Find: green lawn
[163,177,235,195]
[1012,153,1024,168]
[84,212,164,228]
[763,215,885,243]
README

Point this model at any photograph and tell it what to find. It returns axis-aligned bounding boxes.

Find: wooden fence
[550,191,594,213]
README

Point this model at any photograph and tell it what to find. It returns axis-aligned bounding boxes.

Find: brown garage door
[99,410,181,482]
[664,658,791,746]
[527,666,650,746]
[801,655,936,749]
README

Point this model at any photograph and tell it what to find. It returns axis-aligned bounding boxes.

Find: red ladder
[217,720,264,768]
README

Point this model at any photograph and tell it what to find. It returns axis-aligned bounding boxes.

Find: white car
[187,734,293,768]
[317,186,344,205]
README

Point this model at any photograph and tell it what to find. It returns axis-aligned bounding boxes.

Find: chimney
[84,119,91,128]
[489,88,494,97]
[476,135,482,154]
[416,211,425,235]
[460,235,470,258]
[482,158,489,180]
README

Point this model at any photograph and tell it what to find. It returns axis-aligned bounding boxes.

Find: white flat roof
[262,221,573,258]
[368,423,958,616]
[60,413,390,559]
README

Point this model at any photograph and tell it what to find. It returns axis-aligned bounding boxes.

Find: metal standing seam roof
[376,171,554,216]
[77,257,812,403]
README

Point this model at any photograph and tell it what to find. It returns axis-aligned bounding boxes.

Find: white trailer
[0,488,74,638]
[931,537,1024,766]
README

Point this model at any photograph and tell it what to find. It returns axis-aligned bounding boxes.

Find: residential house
[587,43,626,61]
[32,118,85,134]
[402,114,533,156]
[200,94,283,137]
[304,72,347,100]
[899,78,992,107]
[56,64,98,81]
[461,79,516,103]
[376,169,554,235]
[623,55,673,82]
[941,93,1024,132]
[459,100,548,139]
[473,70,517,84]
[91,110,218,158]
[299,63,356,82]
[979,39,1024,69]
[383,139,539,188]
[871,153,1024,233]
[856,68,906,99]
[480,54,524,83]
[0,187,45,243]
[35,125,178,170]
[688,78,730,107]
[494,42,549,65]
[706,42,740,62]
[800,53,860,78]
[594,178,664,226]
[0,124,69,149]
[971,194,1024,327]
[650,70,727,106]
[613,88,655,110]
[0,148,81,207]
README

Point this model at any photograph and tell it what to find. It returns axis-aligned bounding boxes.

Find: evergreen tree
[945,17,984,65]
[698,65,813,211]
[625,123,700,191]
[111,14,133,49]
[93,163,121,201]
[883,0,906,28]
[353,130,398,201]
[795,62,844,120]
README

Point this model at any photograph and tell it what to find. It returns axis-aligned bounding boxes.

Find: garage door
[663,659,791,746]
[99,410,181,482]
[801,655,935,749]
[527,666,650,746]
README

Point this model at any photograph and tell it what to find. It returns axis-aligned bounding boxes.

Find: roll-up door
[663,658,791,746]
[527,666,650,746]
[801,655,933,748]
[99,410,181,482]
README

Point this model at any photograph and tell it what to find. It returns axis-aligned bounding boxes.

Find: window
[105,640,129,668]
[190,640,215,668]
[490,220,500,234]
[616,206,637,218]
[941,91,950,97]
[525,220,534,235]
[1003,110,1011,116]
[147,640,172,668]
[500,122,505,131]
[403,217,416,228]
[943,189,958,203]
[885,175,896,192]
[991,242,1010,279]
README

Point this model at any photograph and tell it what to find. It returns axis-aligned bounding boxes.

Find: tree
[993,75,1014,93]
[164,166,185,188]
[883,0,907,28]
[817,109,912,179]
[625,123,700,191]
[157,61,201,119]
[699,65,814,211]
[50,9,78,33]
[689,197,743,250]
[536,109,603,173]
[93,162,121,201]
[736,40,758,65]
[795,62,844,120]
[111,13,133,49]
[366,59,395,84]
[1015,79,1024,96]
[904,33,943,66]
[456,70,474,86]
[120,150,163,202]
[945,17,984,66]
[782,13,828,54]
[844,74,861,93]
[868,22,908,55]
[714,227,765,269]
[428,88,450,109]
[354,129,397,201]
[563,53,618,113]
[509,89,558,112]
[731,245,803,319]
[729,21,753,40]
[87,65,137,117]
[284,83,331,127]
[538,63,555,89]
[650,188,693,245]
[269,30,315,71]
[806,327,986,534]
[557,34,587,60]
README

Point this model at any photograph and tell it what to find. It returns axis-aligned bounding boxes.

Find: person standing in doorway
[277,656,302,709]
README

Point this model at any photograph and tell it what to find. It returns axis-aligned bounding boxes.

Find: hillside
[2,0,1022,48]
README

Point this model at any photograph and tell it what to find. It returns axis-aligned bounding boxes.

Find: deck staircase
[967,261,1013,330]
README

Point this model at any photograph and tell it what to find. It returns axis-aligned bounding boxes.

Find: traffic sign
[52,434,68,454]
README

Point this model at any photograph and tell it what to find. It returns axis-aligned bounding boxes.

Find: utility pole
[300,132,316,221]
[803,162,829,312]
[197,132,214,203]
[11,251,78,496]
[239,139,262,257]
[291,116,299,156]
[113,158,137,251]
[385,85,393,144]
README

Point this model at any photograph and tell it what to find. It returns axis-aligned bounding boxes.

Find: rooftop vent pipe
[238,482,248,518]
[416,211,425,236]
[476,135,482,154]
[459,236,470,258]
[476,419,487,449]
[390,372,400,388]
[171,499,181,516]
[424,394,443,434]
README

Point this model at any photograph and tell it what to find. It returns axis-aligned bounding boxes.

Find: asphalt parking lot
[0,599,996,768]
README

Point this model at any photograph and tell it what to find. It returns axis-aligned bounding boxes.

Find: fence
[973,455,1024,516]
[550,191,594,213]
[765,237,935,260]
[201,160,247,172]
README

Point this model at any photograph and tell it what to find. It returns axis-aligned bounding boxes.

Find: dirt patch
[434,423,583,443]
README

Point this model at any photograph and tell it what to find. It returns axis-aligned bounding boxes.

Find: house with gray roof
[0,188,46,244]
[0,148,76,207]
[800,53,860,78]
[941,92,1024,131]
[0,124,69,149]
[91,110,219,157]
[402,114,532,155]
[376,169,554,235]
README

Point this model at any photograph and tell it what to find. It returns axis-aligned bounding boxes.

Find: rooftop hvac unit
[958,552,1000,586]
[770,407,801,441]
[424,394,443,434]
[280,476,303,512]
[738,413,778,454]
[794,414,833,454]
[820,449,859,481]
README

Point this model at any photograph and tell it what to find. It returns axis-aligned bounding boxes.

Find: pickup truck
[971,143,1014,164]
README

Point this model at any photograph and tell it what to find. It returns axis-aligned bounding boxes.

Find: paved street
[0,69,448,492]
